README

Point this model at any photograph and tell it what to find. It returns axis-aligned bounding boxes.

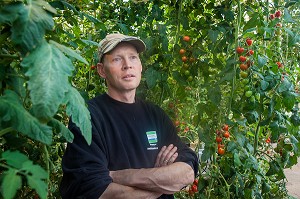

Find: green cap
[98,33,146,62]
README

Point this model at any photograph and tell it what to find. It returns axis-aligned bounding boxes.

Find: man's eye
[113,58,121,62]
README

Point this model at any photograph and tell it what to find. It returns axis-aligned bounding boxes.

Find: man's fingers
[163,145,177,164]
[155,144,178,167]
[155,146,166,167]
[160,144,178,166]
[168,152,178,164]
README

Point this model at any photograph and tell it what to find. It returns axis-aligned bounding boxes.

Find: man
[60,33,198,199]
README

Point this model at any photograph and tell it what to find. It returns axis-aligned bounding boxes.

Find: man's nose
[122,58,133,70]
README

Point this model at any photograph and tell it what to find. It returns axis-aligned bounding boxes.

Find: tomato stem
[43,144,50,197]
[0,127,14,137]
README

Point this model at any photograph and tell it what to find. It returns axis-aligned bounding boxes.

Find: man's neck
[107,90,136,104]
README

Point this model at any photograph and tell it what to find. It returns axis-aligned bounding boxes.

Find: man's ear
[97,63,106,78]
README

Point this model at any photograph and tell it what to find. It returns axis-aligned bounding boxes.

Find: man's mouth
[123,74,135,79]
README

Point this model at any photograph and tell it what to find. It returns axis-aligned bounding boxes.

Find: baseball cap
[98,33,146,62]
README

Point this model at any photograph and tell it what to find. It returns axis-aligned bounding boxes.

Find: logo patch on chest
[146,131,158,150]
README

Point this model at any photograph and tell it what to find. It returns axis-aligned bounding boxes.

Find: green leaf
[2,150,28,169]
[201,145,214,162]
[2,169,22,199]
[48,118,74,142]
[49,40,88,65]
[22,160,48,180]
[283,8,295,23]
[64,87,92,145]
[208,29,219,43]
[261,80,270,90]
[282,91,296,110]
[21,41,74,120]
[0,90,53,144]
[257,55,268,68]
[278,78,292,93]
[234,153,242,167]
[207,85,221,105]
[266,160,281,176]
[270,121,280,140]
[245,111,259,124]
[145,68,161,89]
[0,2,22,24]
[9,0,54,52]
[227,141,237,152]
[243,13,259,31]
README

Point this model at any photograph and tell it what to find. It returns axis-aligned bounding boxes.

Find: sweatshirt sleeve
[60,118,112,199]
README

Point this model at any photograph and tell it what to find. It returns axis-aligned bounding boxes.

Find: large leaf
[0,90,53,144]
[64,87,92,145]
[1,168,22,199]
[22,161,48,199]
[50,40,89,65]
[1,150,48,199]
[48,118,74,143]
[21,40,74,120]
[4,0,56,52]
[0,2,22,24]
[2,150,28,169]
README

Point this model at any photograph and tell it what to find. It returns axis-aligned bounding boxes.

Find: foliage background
[0,0,300,198]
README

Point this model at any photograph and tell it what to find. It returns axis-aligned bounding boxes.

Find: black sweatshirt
[60,93,198,199]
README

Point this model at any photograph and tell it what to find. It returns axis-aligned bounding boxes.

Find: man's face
[97,42,142,95]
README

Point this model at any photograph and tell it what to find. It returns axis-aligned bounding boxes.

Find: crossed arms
[99,144,195,199]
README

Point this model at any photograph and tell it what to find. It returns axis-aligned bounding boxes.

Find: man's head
[97,33,146,63]
[96,33,146,100]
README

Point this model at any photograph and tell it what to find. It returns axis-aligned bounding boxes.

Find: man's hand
[155,144,178,167]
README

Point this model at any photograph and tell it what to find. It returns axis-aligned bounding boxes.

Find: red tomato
[223,131,230,138]
[246,50,254,56]
[216,136,222,143]
[191,184,198,192]
[240,63,248,71]
[193,179,198,186]
[246,38,253,46]
[275,10,282,18]
[218,147,225,155]
[179,49,186,55]
[236,47,244,54]
[269,14,275,20]
[182,56,188,62]
[276,62,283,68]
[222,124,229,131]
[239,56,247,62]
[183,35,190,42]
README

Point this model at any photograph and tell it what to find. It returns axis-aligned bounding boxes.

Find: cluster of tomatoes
[236,38,254,73]
[178,35,196,82]
[216,124,230,155]
[187,178,198,196]
[269,10,282,20]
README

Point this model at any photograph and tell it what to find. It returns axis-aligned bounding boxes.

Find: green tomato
[187,76,193,82]
[242,78,249,85]
[244,85,250,91]
[245,90,253,98]
[240,71,249,78]
[255,93,260,101]
[184,70,190,76]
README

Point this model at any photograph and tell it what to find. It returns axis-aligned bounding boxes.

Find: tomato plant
[0,0,299,199]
